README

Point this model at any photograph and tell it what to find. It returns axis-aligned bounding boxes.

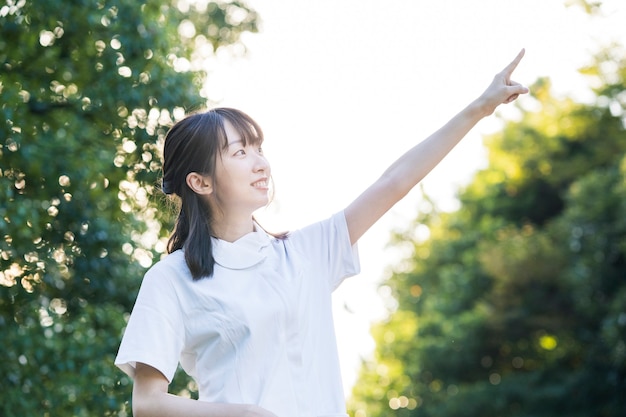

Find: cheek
[215,169,247,196]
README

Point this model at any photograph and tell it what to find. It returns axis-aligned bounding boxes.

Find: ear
[186,172,213,195]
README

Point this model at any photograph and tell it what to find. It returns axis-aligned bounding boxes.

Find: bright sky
[203,0,626,395]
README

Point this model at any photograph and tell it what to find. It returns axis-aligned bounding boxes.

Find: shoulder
[127,251,191,320]
[151,249,187,270]
[276,211,350,262]
[286,211,348,244]
[140,249,191,289]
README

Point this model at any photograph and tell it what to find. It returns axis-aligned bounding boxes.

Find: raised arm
[344,49,529,244]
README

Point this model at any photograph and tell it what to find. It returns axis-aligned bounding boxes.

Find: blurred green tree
[0,1,258,415]
[348,33,626,417]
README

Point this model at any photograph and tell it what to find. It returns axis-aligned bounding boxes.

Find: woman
[115,49,529,417]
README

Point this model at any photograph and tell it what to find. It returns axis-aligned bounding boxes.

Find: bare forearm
[133,390,275,417]
[382,97,489,196]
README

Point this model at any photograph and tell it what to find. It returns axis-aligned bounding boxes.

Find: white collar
[211,227,272,270]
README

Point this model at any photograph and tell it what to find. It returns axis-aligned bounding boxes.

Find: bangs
[214,108,264,150]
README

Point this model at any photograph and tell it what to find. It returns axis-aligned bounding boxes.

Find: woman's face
[210,119,271,215]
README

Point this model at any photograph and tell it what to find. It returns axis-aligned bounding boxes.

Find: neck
[211,216,255,243]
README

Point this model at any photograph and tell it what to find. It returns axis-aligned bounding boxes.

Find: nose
[253,151,270,174]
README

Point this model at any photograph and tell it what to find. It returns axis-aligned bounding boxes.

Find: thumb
[504,82,529,103]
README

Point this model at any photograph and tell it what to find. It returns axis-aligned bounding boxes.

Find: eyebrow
[227,139,244,147]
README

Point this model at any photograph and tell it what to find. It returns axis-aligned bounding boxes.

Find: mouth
[251,178,269,188]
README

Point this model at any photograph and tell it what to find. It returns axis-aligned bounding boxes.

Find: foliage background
[0,1,257,415]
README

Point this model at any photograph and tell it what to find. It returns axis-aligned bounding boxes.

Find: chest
[181,254,313,350]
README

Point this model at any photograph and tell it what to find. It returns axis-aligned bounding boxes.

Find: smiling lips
[252,178,268,189]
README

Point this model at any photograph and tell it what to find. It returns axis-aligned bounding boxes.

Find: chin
[253,199,270,210]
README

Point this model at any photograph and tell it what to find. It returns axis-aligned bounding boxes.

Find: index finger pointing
[501,48,525,77]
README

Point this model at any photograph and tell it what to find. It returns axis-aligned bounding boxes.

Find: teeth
[253,180,267,187]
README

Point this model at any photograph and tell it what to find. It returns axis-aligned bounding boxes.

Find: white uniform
[115,211,360,417]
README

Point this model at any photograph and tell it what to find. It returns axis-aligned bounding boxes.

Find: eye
[258,146,263,154]
[234,149,246,156]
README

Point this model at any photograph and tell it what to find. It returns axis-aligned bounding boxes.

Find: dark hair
[161,107,265,280]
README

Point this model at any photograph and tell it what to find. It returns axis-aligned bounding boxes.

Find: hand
[478,48,529,115]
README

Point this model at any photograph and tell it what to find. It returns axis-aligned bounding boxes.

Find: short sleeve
[114,263,185,382]
[288,210,361,290]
